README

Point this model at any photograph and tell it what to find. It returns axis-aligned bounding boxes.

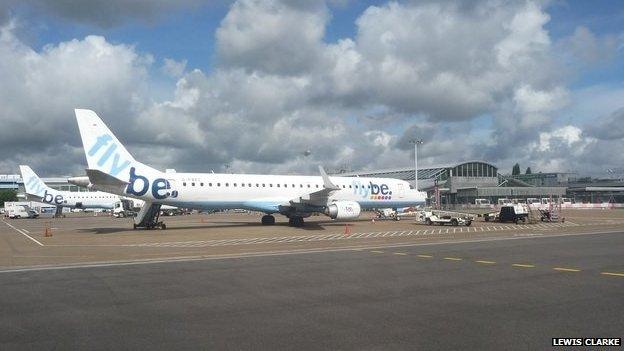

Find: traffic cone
[344,224,351,235]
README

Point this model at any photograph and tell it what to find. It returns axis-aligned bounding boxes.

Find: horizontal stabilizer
[85,169,128,194]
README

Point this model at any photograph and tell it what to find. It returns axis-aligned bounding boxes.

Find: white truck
[418,210,473,226]
[6,204,39,219]
[112,199,136,218]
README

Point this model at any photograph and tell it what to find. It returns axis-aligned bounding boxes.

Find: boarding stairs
[133,202,166,229]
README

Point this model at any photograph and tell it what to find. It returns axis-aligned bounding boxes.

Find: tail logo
[24,176,47,196]
[126,167,178,200]
[88,134,131,177]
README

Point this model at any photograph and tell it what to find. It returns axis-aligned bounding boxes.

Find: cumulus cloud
[216,0,327,75]
[534,126,590,153]
[212,0,575,171]
[161,58,187,78]
[0,20,152,174]
[1,0,623,179]
[586,108,624,141]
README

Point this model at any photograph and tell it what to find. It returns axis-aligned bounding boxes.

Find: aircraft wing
[288,166,340,207]
[85,169,128,195]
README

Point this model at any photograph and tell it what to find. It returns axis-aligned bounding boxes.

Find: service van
[6,204,38,219]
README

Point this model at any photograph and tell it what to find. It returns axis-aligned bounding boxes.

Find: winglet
[319,166,340,190]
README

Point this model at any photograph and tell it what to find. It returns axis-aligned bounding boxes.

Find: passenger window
[270,184,273,187]
[191,182,195,186]
[209,183,212,186]
[241,183,245,187]
[226,183,229,187]
[300,184,303,188]
[234,183,237,187]
[292,184,295,188]
[200,183,204,186]
[349,185,352,188]
[217,183,220,186]
[315,185,319,188]
[307,184,310,188]
[183,182,187,186]
[277,184,280,187]
[342,185,345,188]
[262,184,265,187]
[249,183,252,187]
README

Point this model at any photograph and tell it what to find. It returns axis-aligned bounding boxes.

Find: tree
[525,167,532,175]
[0,190,17,207]
[512,163,521,176]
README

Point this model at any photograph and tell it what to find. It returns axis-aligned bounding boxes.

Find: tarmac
[1,209,623,349]
[1,209,624,269]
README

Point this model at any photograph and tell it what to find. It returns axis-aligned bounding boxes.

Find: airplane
[73,109,427,229]
[19,165,124,213]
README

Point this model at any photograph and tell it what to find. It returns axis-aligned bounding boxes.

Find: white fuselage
[28,189,120,210]
[124,172,425,214]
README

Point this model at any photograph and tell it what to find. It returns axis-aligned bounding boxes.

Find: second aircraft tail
[19,165,53,198]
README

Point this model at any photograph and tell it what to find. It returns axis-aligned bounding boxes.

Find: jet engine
[324,201,361,220]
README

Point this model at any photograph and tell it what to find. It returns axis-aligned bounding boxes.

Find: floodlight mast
[410,139,424,190]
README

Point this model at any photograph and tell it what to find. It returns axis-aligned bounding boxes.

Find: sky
[0,0,623,178]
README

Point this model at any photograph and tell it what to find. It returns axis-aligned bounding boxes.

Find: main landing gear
[261,215,275,225]
[288,216,304,227]
[260,214,305,227]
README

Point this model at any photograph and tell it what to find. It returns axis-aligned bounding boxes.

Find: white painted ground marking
[26,217,583,250]
[4,229,620,274]
[2,220,44,246]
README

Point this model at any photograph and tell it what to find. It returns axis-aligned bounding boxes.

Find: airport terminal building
[335,161,572,206]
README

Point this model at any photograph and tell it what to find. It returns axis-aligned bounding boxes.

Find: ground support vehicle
[498,204,529,224]
[418,210,473,226]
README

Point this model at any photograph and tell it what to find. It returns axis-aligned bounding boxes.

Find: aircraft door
[396,183,405,199]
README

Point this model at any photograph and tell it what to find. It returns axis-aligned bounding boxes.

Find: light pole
[410,139,423,190]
